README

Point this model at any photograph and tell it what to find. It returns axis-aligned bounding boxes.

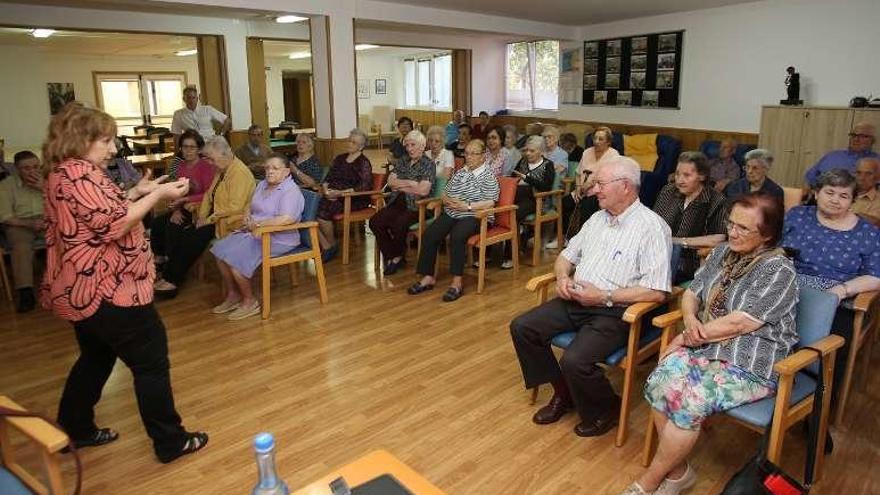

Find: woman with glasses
[623,192,797,495]
[653,151,728,283]
[150,129,216,269]
[541,124,569,175]
[408,139,499,302]
[782,169,880,409]
[316,128,373,262]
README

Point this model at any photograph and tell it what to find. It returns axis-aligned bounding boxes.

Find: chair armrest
[473,204,518,219]
[416,197,442,208]
[622,301,664,324]
[526,273,558,292]
[0,396,69,453]
[255,221,318,235]
[853,290,878,312]
[773,335,845,376]
[533,189,565,199]
[341,188,385,198]
[651,309,683,330]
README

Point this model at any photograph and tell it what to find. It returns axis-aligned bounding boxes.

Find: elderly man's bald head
[849,121,876,153]
[855,157,880,193]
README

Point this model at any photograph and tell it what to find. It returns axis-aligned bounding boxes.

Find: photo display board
[582,30,683,109]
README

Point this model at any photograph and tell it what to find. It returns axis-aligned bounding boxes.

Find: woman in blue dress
[210,153,305,320]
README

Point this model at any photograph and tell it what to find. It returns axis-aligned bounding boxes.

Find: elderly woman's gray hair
[677,151,710,180]
[541,124,560,138]
[426,125,445,143]
[607,156,642,187]
[349,128,368,150]
[815,168,857,194]
[744,148,774,169]
[525,134,545,152]
[203,135,234,159]
[503,124,518,140]
[404,129,427,151]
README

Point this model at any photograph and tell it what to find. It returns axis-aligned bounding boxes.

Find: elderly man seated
[235,124,273,179]
[510,156,672,438]
[803,121,878,194]
[446,110,466,145]
[723,148,784,201]
[853,157,880,226]
[708,138,740,192]
[0,151,44,313]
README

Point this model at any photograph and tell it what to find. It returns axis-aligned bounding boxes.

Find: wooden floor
[1,235,878,494]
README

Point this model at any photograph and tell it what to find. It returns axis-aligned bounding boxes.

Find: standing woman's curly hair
[42,102,117,171]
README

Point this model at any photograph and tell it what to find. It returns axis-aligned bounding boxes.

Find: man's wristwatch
[604,289,614,307]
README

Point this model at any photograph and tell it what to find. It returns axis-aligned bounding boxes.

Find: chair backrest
[431,176,448,198]
[453,157,465,172]
[298,189,320,250]
[566,160,579,179]
[699,139,757,169]
[370,173,387,207]
[795,286,839,375]
[495,176,519,229]
[783,187,802,212]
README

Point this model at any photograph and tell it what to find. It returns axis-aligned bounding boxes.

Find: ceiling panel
[0,27,197,57]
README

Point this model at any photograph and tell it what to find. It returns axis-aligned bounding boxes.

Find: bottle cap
[254,432,275,453]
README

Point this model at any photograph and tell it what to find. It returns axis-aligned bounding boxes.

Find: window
[505,40,559,111]
[95,72,186,135]
[402,52,452,110]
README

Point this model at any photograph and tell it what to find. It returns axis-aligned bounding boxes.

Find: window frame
[402,52,452,111]
[93,71,188,133]
[504,39,559,112]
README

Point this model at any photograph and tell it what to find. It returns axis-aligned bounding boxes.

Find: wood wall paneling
[246,38,270,133]
[197,36,229,117]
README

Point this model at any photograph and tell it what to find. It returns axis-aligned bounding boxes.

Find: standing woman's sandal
[157,431,209,464]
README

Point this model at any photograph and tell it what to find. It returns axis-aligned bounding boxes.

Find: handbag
[0,405,82,495]
[720,347,825,495]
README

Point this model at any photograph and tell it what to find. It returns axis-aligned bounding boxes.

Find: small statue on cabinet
[780,66,803,105]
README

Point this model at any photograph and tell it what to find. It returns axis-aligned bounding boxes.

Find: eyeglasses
[180,145,200,150]
[593,177,626,189]
[465,151,484,156]
[725,220,758,236]
[849,133,873,139]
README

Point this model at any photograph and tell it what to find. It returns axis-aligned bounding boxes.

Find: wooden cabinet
[759,106,880,187]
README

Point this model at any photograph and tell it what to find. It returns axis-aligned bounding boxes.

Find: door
[282,74,314,128]
[759,106,805,187]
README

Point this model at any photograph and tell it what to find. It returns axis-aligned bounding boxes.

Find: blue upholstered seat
[0,467,31,495]
[273,189,319,257]
[726,372,816,426]
[699,140,757,173]
[550,325,663,366]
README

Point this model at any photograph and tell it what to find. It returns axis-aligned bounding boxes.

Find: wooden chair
[467,176,519,294]
[257,190,328,319]
[834,290,879,424]
[525,274,683,447]
[0,247,12,302]
[0,395,71,495]
[521,174,565,266]
[642,286,844,481]
[334,173,387,265]
[782,186,802,212]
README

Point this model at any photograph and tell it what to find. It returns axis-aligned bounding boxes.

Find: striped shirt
[688,244,799,380]
[444,164,500,219]
[561,199,672,293]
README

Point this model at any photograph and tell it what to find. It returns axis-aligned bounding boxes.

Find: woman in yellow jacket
[155,136,255,298]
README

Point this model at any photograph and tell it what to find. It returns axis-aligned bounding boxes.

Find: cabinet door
[760,106,805,187]
[798,108,854,180]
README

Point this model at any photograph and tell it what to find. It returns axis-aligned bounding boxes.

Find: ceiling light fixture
[355,44,379,51]
[30,29,56,38]
[176,49,198,56]
[289,51,311,60]
[275,15,308,24]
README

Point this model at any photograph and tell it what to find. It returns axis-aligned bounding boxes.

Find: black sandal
[158,431,209,464]
[407,282,435,295]
[442,286,464,302]
[63,428,119,452]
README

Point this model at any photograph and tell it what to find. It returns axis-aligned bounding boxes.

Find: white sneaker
[545,239,559,249]
[501,259,514,270]
[228,302,261,320]
[211,299,241,314]
[655,463,696,495]
[619,482,653,495]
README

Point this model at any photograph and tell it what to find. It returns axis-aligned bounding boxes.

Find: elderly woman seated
[559,132,585,163]
[708,137,740,192]
[425,125,455,179]
[653,151,728,283]
[503,124,522,174]
[541,124,569,175]
[154,136,256,298]
[407,139,499,302]
[316,128,373,262]
[483,125,511,177]
[559,126,619,244]
[622,193,798,495]
[389,116,414,160]
[369,130,435,275]
[446,123,472,159]
[502,135,555,269]
[723,148,784,201]
[151,129,216,267]
[782,169,880,410]
[290,133,323,189]
[209,154,304,320]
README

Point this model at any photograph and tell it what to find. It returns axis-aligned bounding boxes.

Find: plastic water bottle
[251,432,289,495]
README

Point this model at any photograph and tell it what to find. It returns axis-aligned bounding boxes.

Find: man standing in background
[171,86,231,140]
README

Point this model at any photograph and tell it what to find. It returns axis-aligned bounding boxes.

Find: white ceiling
[0,27,196,57]
[371,0,758,26]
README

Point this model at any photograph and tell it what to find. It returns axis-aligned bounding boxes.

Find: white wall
[539,0,880,133]
[0,46,199,153]
[264,57,312,127]
[355,51,404,131]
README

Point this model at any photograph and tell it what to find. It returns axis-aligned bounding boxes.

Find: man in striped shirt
[510,156,673,438]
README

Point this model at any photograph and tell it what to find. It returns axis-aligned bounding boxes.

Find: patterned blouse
[40,159,154,322]
[483,147,510,177]
[293,155,323,188]
[688,244,799,381]
[387,155,435,211]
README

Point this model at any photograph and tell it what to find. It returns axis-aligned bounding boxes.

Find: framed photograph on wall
[584,42,599,58]
[357,79,370,99]
[631,36,648,54]
[375,79,387,95]
[47,82,75,115]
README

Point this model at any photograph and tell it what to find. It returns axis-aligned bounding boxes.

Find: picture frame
[357,79,370,99]
[375,78,387,95]
[47,82,75,115]
[584,42,599,58]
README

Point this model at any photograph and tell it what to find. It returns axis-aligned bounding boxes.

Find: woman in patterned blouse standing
[41,103,208,464]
